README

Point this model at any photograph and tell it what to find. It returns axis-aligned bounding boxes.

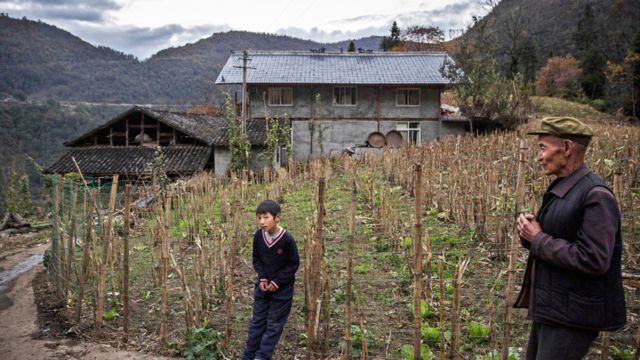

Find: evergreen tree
[380,21,401,51]
[574,4,606,99]
[19,175,30,216]
[519,38,538,83]
[348,41,356,52]
[390,21,400,42]
[4,170,18,214]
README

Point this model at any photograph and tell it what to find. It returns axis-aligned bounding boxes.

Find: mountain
[0,14,383,105]
[465,0,640,75]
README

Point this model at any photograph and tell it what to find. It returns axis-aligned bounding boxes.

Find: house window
[333,86,357,106]
[396,88,420,106]
[268,87,293,106]
[396,122,421,144]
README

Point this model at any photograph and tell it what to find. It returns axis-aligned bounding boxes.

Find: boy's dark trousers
[242,285,294,360]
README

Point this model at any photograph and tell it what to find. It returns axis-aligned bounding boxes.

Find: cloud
[275,25,388,44]
[333,1,487,38]
[0,0,121,22]
[63,22,231,59]
[272,1,486,45]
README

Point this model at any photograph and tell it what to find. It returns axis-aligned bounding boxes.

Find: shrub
[421,324,440,346]
[182,320,223,360]
[536,55,582,98]
[400,343,435,360]
[467,321,490,344]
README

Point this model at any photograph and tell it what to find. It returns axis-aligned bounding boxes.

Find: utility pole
[234,51,254,134]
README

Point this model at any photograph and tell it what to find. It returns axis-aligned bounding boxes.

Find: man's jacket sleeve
[529,187,619,275]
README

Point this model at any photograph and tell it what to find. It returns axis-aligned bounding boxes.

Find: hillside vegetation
[0,14,382,105]
[0,101,128,213]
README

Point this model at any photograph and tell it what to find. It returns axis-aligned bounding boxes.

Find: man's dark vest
[515,171,626,331]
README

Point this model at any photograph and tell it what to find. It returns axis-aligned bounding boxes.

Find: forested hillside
[0,14,381,105]
[0,102,128,213]
[469,0,640,79]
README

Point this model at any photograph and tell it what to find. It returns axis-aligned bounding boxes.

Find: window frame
[333,86,358,106]
[396,122,421,144]
[396,88,421,107]
[267,87,294,106]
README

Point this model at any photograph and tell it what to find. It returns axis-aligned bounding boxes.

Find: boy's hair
[256,200,281,217]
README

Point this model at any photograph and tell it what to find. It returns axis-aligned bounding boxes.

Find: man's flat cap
[527,117,593,145]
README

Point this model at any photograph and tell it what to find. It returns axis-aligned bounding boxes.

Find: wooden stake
[413,164,423,360]
[344,178,356,359]
[501,139,527,359]
[438,258,446,360]
[601,332,610,359]
[306,177,325,360]
[451,259,469,360]
[122,185,130,342]
[159,190,171,343]
[75,191,95,324]
[633,325,640,360]
[51,176,62,299]
[66,182,78,302]
[96,175,119,330]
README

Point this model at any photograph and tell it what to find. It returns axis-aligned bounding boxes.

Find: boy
[242,200,300,360]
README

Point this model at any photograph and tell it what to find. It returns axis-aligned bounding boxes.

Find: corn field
[45,120,639,359]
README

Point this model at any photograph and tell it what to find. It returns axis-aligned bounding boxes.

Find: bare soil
[0,233,171,359]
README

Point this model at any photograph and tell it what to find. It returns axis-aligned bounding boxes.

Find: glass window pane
[282,88,293,105]
[268,89,279,105]
[409,90,419,105]
[397,90,407,105]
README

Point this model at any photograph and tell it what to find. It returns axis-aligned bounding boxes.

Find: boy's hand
[267,283,277,292]
[259,280,269,292]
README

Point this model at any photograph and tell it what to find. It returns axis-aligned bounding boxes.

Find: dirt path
[0,242,170,360]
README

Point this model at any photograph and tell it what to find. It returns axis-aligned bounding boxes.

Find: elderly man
[514,117,626,359]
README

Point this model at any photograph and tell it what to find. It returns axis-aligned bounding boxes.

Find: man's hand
[517,213,542,242]
[267,283,277,292]
[259,281,269,292]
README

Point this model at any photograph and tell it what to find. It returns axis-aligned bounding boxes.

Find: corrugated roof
[65,106,266,147]
[45,146,212,176]
[215,51,455,85]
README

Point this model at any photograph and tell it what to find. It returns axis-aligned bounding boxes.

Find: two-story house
[215,50,467,162]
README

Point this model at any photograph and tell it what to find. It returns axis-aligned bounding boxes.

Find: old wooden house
[215,51,467,161]
[46,106,266,178]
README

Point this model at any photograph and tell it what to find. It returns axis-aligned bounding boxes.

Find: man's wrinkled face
[536,135,570,177]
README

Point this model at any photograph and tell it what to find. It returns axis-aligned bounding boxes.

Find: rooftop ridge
[229,50,449,56]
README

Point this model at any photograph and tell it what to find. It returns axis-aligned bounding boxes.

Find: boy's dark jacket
[514,166,626,331]
[252,229,300,290]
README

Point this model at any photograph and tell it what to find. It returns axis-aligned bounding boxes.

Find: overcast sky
[1,0,492,59]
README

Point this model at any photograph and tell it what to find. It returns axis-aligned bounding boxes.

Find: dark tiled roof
[65,106,266,147]
[209,118,266,146]
[45,146,212,176]
[215,51,456,85]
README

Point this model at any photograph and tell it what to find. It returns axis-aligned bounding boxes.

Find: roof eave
[65,106,217,147]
